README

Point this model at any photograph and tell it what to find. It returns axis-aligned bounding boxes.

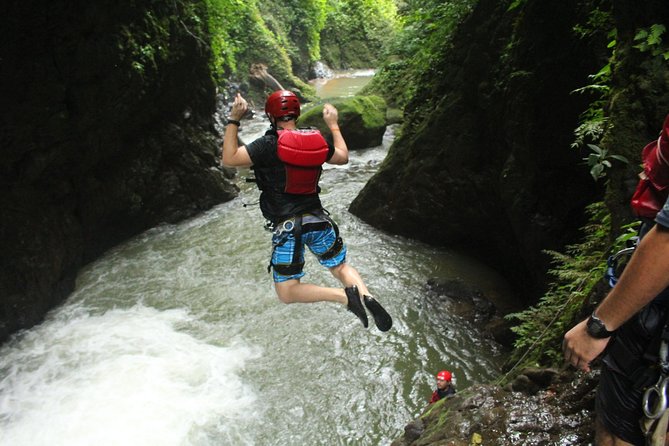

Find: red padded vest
[277,129,330,194]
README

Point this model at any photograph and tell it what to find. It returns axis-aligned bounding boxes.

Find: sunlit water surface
[0,75,513,446]
[310,69,376,99]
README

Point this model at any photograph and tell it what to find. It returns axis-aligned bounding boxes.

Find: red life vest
[631,114,669,218]
[277,129,330,194]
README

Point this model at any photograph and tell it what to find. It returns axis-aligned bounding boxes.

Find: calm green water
[0,75,512,446]
[310,69,376,98]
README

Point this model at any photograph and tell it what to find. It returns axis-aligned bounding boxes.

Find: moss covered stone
[298,95,388,150]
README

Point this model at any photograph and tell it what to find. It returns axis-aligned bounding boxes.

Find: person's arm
[563,224,669,371]
[322,103,348,165]
[222,93,253,167]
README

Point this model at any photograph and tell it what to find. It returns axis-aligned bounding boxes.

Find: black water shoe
[363,295,393,332]
[345,285,368,328]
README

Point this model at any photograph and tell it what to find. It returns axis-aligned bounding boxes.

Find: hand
[230,93,248,121]
[562,319,611,372]
[322,103,339,128]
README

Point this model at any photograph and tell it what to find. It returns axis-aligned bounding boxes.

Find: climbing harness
[266,209,344,276]
[602,236,669,443]
[641,321,669,445]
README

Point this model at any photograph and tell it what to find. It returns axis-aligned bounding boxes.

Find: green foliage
[258,0,328,65]
[203,0,253,77]
[203,0,308,92]
[505,202,614,369]
[507,0,527,12]
[320,0,399,69]
[634,24,669,60]
[571,6,619,180]
[201,0,396,95]
[362,0,475,108]
[119,9,173,78]
[582,144,629,181]
[573,6,613,40]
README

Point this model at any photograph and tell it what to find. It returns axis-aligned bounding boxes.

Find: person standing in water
[221,90,392,332]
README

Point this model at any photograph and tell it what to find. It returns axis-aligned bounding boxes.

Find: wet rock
[299,95,388,150]
[393,370,597,445]
[484,317,516,348]
[523,367,559,388]
[403,419,424,443]
[349,0,605,302]
[506,368,560,395]
[507,374,541,395]
[426,278,496,321]
[425,277,519,348]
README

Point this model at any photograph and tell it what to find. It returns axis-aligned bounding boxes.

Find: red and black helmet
[436,370,452,381]
[265,90,300,120]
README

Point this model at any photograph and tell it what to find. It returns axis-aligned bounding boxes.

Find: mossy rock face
[349,0,606,300]
[0,0,238,342]
[298,95,388,150]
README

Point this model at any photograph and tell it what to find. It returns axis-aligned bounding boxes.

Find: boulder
[299,95,388,150]
[392,370,598,445]
[349,0,604,301]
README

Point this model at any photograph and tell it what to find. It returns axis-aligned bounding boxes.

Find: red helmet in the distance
[436,370,452,381]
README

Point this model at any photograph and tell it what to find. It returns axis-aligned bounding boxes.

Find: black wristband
[586,312,615,338]
[227,119,241,127]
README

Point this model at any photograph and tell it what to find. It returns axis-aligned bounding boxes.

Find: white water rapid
[0,77,513,446]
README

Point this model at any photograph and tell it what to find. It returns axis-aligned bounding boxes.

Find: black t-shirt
[246,130,334,223]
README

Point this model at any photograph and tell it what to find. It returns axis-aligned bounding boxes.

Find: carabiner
[271,218,295,236]
[605,246,636,288]
[282,219,295,233]
[643,376,669,420]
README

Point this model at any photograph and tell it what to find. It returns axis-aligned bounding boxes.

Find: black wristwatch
[586,312,615,338]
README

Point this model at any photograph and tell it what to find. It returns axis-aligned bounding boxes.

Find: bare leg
[274,279,346,305]
[273,275,368,327]
[328,262,370,296]
[330,262,392,331]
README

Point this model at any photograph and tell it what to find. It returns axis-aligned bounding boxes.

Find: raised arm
[322,103,349,165]
[221,93,253,167]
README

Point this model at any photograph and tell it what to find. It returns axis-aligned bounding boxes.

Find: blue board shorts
[270,215,347,283]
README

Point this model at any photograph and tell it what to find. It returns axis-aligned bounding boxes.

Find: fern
[506,202,612,368]
[635,24,669,60]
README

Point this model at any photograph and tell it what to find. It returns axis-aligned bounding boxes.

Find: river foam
[0,305,260,446]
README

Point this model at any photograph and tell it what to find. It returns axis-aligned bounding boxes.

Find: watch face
[587,315,611,338]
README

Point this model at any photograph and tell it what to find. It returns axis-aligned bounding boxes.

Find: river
[0,73,512,446]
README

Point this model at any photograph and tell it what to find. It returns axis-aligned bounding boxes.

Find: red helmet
[436,370,452,381]
[265,90,300,120]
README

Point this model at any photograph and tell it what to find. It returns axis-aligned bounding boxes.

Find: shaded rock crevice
[0,0,237,342]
